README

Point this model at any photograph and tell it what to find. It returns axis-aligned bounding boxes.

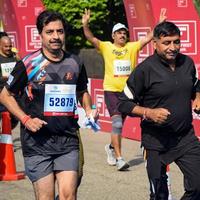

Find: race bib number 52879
[44,84,77,116]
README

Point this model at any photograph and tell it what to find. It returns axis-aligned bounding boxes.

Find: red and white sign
[91,79,112,132]
[133,27,152,63]
[0,0,44,57]
[25,25,41,52]
[17,0,27,7]
[177,0,188,8]
[173,20,197,55]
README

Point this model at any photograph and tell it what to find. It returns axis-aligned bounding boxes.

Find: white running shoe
[105,144,116,166]
[116,158,130,171]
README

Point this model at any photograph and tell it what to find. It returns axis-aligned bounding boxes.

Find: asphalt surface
[0,126,184,200]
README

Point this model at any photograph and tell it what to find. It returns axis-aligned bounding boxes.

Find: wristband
[142,109,147,120]
[21,115,31,125]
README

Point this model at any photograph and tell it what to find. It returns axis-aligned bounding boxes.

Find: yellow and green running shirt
[99,41,141,92]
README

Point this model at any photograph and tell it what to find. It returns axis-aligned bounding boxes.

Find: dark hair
[36,10,68,34]
[0,31,8,39]
[153,21,180,39]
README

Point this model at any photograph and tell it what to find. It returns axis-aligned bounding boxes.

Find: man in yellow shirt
[82,9,166,171]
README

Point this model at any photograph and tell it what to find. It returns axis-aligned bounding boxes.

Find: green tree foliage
[193,0,200,17]
[42,0,127,49]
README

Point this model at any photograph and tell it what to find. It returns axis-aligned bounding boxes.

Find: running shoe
[105,144,116,166]
[116,158,129,171]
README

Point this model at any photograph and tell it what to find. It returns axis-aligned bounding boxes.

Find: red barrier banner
[123,0,155,63]
[0,0,44,57]
[91,79,112,133]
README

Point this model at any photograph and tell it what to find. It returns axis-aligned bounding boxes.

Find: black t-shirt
[6,49,88,156]
[118,52,200,151]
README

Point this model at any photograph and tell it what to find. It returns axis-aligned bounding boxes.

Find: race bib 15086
[113,59,131,77]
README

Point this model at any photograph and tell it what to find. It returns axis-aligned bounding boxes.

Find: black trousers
[146,139,200,200]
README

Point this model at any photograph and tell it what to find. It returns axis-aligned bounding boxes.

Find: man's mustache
[50,39,62,44]
[168,49,179,54]
[120,36,126,40]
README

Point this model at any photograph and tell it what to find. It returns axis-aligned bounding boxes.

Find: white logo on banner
[94,89,110,122]
[172,20,197,55]
[177,0,188,7]
[7,32,18,49]
[128,4,137,19]
[133,27,153,63]
[17,0,27,7]
[34,7,43,16]
[25,25,41,51]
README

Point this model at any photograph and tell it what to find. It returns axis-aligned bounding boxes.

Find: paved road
[0,127,184,200]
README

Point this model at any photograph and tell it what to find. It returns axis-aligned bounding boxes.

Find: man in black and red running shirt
[0,10,98,200]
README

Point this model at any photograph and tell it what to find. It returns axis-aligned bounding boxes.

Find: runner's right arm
[0,61,47,132]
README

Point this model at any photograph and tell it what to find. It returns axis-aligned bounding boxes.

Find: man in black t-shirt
[0,10,98,200]
[118,22,200,200]
[0,33,19,128]
[0,33,18,90]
